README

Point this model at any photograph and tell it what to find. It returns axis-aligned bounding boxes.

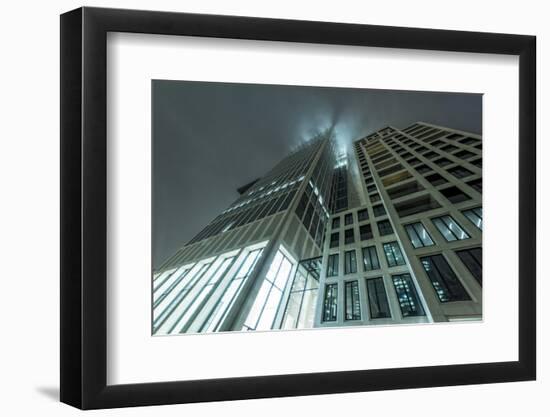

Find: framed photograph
[60,6,536,409]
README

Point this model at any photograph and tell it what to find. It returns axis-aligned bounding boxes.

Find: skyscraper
[153,122,482,335]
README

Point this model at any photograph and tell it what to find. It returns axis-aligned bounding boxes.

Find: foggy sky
[153,80,482,268]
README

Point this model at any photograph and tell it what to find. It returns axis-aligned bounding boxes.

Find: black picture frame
[60,6,536,410]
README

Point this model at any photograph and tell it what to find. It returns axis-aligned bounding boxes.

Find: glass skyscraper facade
[153,122,482,335]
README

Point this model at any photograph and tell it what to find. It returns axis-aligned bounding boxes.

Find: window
[462,207,482,230]
[345,213,353,225]
[362,246,380,271]
[344,281,361,320]
[370,193,381,203]
[434,157,452,167]
[454,149,477,159]
[423,151,438,159]
[471,158,482,168]
[367,184,377,193]
[344,250,358,274]
[377,219,394,236]
[360,224,373,241]
[425,173,447,186]
[439,186,471,203]
[421,254,471,302]
[387,181,424,199]
[367,278,391,318]
[330,232,339,248]
[344,228,355,244]
[332,217,340,229]
[405,222,435,248]
[392,274,425,317]
[415,164,432,174]
[432,215,470,241]
[202,248,264,332]
[448,166,474,179]
[243,249,295,331]
[383,242,406,267]
[441,144,459,152]
[467,178,482,193]
[322,284,338,322]
[456,247,483,285]
[373,204,386,217]
[378,164,404,177]
[281,257,321,330]
[394,194,441,218]
[327,254,339,277]
[357,208,369,221]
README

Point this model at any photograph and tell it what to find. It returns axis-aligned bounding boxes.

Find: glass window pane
[367,277,391,318]
[456,248,482,286]
[323,283,338,322]
[392,274,425,317]
[421,254,471,302]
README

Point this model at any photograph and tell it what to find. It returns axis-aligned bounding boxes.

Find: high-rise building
[153,122,482,335]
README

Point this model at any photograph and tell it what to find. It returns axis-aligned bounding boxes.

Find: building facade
[153,122,483,335]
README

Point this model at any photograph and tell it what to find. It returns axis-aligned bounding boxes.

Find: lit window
[323,283,338,322]
[383,242,406,267]
[344,281,361,320]
[462,207,482,230]
[405,222,435,248]
[243,249,295,331]
[421,254,471,302]
[367,277,391,319]
[392,274,425,317]
[432,215,470,241]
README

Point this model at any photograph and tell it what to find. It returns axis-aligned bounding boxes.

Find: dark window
[446,133,463,140]
[456,247,483,286]
[344,228,355,244]
[392,274,425,317]
[378,164,404,177]
[383,242,406,267]
[344,281,361,320]
[425,173,447,186]
[370,193,381,203]
[415,164,432,174]
[373,204,386,217]
[327,253,339,277]
[387,181,424,200]
[330,232,339,248]
[332,217,340,229]
[344,250,358,274]
[434,157,452,167]
[360,224,373,241]
[377,220,394,236]
[421,255,471,302]
[441,144,459,152]
[454,149,477,159]
[407,157,421,166]
[460,137,480,145]
[448,166,474,179]
[357,208,369,222]
[423,151,439,159]
[467,178,482,193]
[471,158,482,168]
[367,278,391,318]
[362,246,380,271]
[394,194,441,218]
[439,186,471,203]
[323,284,338,322]
[405,222,435,248]
[344,213,353,226]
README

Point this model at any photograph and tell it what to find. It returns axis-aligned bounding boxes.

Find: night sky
[152,80,482,268]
